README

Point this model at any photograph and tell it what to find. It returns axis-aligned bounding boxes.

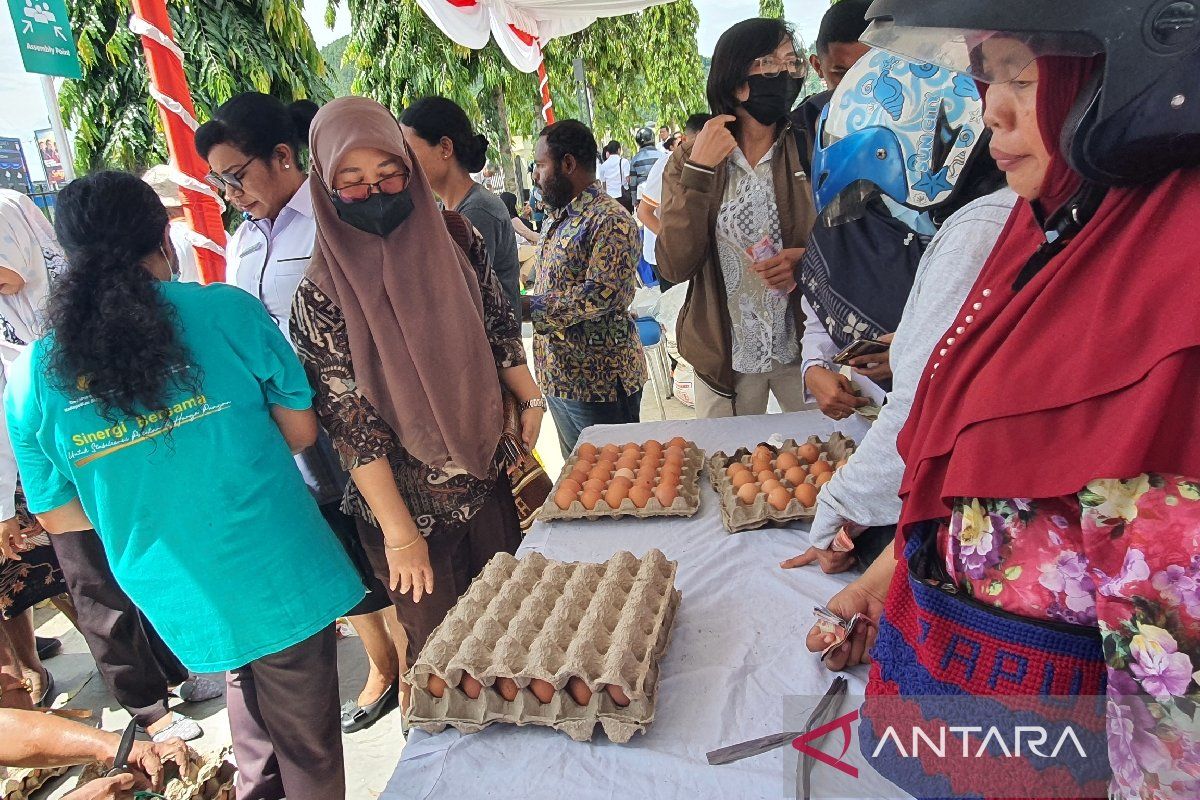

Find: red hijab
[896,56,1200,533]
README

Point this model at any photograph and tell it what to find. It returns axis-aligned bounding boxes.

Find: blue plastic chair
[635,317,670,418]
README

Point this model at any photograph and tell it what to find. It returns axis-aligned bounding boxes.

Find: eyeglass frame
[327,169,411,204]
[748,54,808,80]
[204,156,261,193]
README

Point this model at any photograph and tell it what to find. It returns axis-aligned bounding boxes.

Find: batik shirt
[942,475,1200,799]
[530,184,646,402]
[291,212,525,536]
[715,143,799,374]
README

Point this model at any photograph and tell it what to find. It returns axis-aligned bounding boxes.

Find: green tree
[759,0,786,18]
[320,35,354,98]
[62,0,330,174]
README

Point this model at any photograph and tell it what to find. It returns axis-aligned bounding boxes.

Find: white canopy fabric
[414,0,673,72]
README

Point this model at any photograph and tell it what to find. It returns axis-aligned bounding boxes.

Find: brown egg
[426,674,447,698]
[634,471,656,488]
[659,468,682,488]
[460,674,482,699]
[581,488,602,510]
[600,443,620,459]
[559,477,582,495]
[732,470,755,489]
[757,469,777,485]
[761,478,782,495]
[588,463,612,482]
[736,482,760,505]
[667,436,688,449]
[776,451,799,471]
[643,439,664,456]
[797,443,821,464]
[615,455,639,472]
[810,459,833,477]
[815,471,833,488]
[784,465,808,486]
[554,485,578,510]
[755,444,775,459]
[605,481,631,508]
[528,678,555,704]
[794,483,818,507]
[768,485,793,511]
[568,466,590,486]
[750,457,773,474]
[566,676,593,706]
[582,478,606,493]
[654,483,679,507]
[640,456,662,474]
[629,484,653,509]
[605,684,632,707]
[665,444,686,462]
[577,442,598,461]
[622,442,641,457]
[726,462,749,478]
[494,676,519,702]
[614,467,636,481]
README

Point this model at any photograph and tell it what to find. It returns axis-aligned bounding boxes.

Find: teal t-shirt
[5,282,364,672]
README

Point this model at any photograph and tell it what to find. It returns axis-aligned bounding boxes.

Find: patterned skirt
[0,483,67,620]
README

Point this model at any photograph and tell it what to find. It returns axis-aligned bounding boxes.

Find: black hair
[48,172,193,420]
[707,18,797,116]
[194,93,318,165]
[815,0,872,54]
[540,121,599,172]
[499,191,520,218]
[603,140,622,158]
[399,96,489,173]
[659,125,670,132]
[684,113,714,136]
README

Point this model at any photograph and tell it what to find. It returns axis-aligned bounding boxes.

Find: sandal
[35,668,55,708]
[340,683,399,733]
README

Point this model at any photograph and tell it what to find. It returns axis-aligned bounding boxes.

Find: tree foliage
[758,0,786,18]
[61,0,330,173]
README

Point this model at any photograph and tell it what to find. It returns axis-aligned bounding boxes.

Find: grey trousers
[226,626,345,800]
[50,529,188,727]
[693,360,811,418]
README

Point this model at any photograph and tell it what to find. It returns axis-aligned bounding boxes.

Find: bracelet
[385,536,422,552]
[519,397,547,412]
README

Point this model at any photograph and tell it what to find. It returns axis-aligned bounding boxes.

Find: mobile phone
[832,338,890,367]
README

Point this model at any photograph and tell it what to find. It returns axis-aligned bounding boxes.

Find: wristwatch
[520,397,547,412]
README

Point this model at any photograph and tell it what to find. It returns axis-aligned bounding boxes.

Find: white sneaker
[150,714,203,743]
[177,675,224,703]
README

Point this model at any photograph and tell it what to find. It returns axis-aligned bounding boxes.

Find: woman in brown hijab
[290,97,545,696]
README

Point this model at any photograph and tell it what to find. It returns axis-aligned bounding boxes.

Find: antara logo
[870,724,1089,759]
[792,709,860,778]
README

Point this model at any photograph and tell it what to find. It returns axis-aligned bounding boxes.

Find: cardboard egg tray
[539,440,706,521]
[705,433,857,533]
[1,765,68,800]
[406,549,681,743]
[77,748,235,800]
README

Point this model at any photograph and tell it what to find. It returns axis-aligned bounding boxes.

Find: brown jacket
[655,124,817,398]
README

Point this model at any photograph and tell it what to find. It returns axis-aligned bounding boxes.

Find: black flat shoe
[341,683,399,733]
[36,636,62,661]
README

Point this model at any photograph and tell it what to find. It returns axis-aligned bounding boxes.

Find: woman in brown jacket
[657,17,817,418]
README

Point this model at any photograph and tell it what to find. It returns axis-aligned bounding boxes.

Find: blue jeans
[547,390,643,458]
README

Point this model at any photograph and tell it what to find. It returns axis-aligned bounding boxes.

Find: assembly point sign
[6,0,81,79]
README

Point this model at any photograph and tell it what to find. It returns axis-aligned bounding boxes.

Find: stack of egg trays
[704,433,857,533]
[539,441,706,521]
[406,549,681,743]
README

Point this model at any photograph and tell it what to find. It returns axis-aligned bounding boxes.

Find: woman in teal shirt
[4,172,363,800]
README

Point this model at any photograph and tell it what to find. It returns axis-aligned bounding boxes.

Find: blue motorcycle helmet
[811,47,987,224]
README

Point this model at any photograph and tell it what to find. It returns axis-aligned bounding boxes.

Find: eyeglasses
[750,55,807,80]
[204,156,260,193]
[329,171,409,204]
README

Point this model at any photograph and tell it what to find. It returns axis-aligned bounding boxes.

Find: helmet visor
[861,21,1103,84]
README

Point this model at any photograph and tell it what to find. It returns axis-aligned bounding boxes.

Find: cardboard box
[406,549,681,743]
[539,441,706,521]
[705,434,857,533]
[77,748,235,800]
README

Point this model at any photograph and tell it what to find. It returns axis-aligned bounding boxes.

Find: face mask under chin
[331,190,415,236]
[741,74,802,126]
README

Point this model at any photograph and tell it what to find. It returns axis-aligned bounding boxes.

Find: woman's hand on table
[848,332,894,382]
[383,528,434,603]
[780,546,856,574]
[804,365,869,421]
[806,580,886,670]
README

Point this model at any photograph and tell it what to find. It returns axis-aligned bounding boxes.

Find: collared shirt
[637,154,670,264]
[530,184,646,402]
[225,178,315,340]
[716,143,799,374]
[597,155,629,199]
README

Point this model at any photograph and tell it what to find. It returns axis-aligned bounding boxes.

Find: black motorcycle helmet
[635,126,656,148]
[862,0,1200,186]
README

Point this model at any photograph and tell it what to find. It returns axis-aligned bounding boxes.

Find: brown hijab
[307,96,502,480]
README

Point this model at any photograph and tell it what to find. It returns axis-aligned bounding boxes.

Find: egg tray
[1,765,68,800]
[405,549,681,743]
[705,433,857,533]
[538,442,706,521]
[77,747,235,800]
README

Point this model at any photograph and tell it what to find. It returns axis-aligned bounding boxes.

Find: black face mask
[742,73,802,126]
[331,189,414,237]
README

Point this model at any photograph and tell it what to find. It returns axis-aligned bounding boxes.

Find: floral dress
[942,474,1200,799]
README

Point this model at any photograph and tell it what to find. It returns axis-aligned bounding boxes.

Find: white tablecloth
[382,411,906,800]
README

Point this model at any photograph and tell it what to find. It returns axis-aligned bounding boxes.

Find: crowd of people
[0,0,1197,797]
